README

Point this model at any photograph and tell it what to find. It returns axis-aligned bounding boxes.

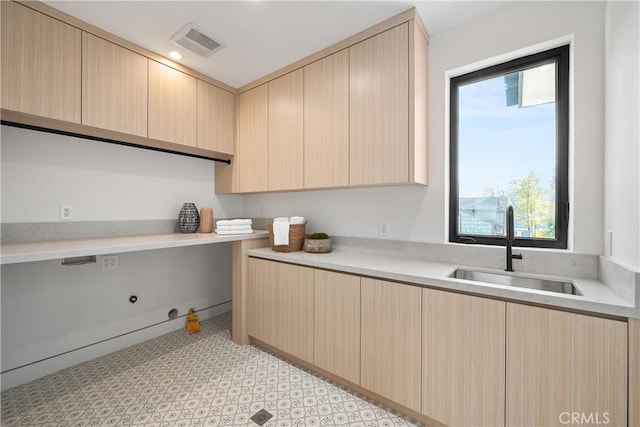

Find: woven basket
[268,221,306,252]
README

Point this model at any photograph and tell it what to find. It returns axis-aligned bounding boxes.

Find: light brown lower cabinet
[506,303,628,427]
[276,263,314,363]
[314,270,360,384]
[630,318,640,427]
[360,277,422,412]
[247,258,632,426]
[422,288,506,427]
[247,258,314,364]
[247,258,278,345]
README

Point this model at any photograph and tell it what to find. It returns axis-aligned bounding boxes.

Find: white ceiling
[44,1,508,89]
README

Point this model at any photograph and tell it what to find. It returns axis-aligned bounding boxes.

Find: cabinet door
[506,303,627,426]
[303,50,349,189]
[247,258,278,345]
[361,278,421,411]
[314,269,360,384]
[197,80,235,155]
[630,318,640,427]
[82,33,147,137]
[148,60,196,146]
[277,263,314,363]
[349,23,409,186]
[422,288,506,427]
[1,1,81,123]
[268,70,303,191]
[237,85,269,193]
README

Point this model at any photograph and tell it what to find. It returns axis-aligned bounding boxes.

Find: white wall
[604,1,640,269]
[1,126,241,222]
[243,1,607,254]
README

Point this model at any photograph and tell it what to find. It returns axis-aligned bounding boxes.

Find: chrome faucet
[505,205,523,272]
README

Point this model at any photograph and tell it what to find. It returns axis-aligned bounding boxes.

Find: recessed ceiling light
[168,51,182,60]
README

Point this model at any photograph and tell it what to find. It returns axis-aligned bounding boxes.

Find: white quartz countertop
[247,246,638,319]
[0,230,269,265]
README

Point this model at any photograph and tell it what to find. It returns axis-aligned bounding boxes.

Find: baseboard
[0,302,231,391]
[250,337,444,427]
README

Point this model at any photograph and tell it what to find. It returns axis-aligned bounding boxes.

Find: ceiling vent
[170,23,222,57]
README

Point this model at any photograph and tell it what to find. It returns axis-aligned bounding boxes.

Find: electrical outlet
[378,221,390,236]
[60,205,73,221]
[101,255,118,271]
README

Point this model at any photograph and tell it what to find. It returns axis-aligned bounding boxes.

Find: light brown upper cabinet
[350,24,409,186]
[222,70,303,193]
[361,277,422,412]
[218,9,428,194]
[196,80,235,155]
[304,50,350,189]
[148,60,197,147]
[237,85,269,193]
[268,70,304,191]
[82,33,147,137]
[506,303,628,427]
[349,19,427,187]
[2,1,236,160]
[1,1,81,123]
[348,19,427,188]
[422,288,506,427]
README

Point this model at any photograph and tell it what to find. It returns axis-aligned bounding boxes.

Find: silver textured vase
[178,202,200,233]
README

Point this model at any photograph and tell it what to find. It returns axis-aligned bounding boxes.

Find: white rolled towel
[273,217,289,223]
[215,229,253,235]
[217,219,252,227]
[273,221,290,245]
[290,216,307,225]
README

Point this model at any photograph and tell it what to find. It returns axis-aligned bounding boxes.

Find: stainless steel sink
[449,268,583,296]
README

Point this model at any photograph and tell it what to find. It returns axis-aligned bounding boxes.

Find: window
[449,45,569,249]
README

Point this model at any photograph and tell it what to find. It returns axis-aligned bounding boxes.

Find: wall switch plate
[60,205,73,221]
[101,255,118,271]
[378,221,390,236]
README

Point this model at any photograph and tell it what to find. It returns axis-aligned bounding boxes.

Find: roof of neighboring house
[459,196,508,236]
[459,210,495,235]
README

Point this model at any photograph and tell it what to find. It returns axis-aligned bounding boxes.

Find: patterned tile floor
[1,312,423,427]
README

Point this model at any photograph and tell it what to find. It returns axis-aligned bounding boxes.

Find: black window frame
[449,45,570,249]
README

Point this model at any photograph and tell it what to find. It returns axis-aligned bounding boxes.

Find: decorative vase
[178,202,200,233]
[199,207,214,233]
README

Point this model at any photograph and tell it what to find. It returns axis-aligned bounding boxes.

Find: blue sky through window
[457,73,556,199]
